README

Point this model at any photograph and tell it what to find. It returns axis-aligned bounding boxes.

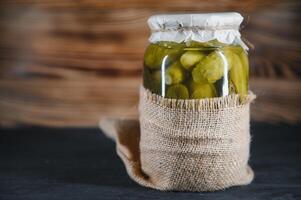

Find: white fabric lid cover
[147,12,248,50]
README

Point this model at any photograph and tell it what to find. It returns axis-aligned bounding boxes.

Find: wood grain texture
[0,0,300,127]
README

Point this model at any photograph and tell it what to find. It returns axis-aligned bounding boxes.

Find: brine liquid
[143,41,248,99]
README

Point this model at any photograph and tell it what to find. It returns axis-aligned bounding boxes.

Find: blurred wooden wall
[0,0,300,127]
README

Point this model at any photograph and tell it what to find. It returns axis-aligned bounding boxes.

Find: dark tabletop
[0,123,300,200]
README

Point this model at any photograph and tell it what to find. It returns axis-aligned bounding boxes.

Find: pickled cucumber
[144,43,180,70]
[144,44,166,69]
[180,51,205,70]
[229,54,248,97]
[143,68,162,94]
[166,84,189,99]
[165,61,187,85]
[238,50,249,80]
[143,41,249,99]
[223,46,249,96]
[223,46,249,77]
[188,81,217,99]
[192,51,225,84]
[222,49,235,70]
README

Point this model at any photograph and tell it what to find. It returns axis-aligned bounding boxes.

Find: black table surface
[0,123,300,200]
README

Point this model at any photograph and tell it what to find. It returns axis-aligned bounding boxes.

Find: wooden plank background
[0,0,300,127]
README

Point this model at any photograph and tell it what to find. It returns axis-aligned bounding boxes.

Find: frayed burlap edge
[141,87,255,111]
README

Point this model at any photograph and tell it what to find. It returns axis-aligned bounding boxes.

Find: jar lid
[147,12,248,50]
[148,12,243,31]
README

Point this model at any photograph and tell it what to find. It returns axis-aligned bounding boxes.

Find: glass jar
[143,13,249,99]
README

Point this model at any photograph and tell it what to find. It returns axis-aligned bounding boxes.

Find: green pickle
[223,46,249,79]
[143,68,162,94]
[143,40,249,100]
[180,51,205,70]
[144,42,183,69]
[229,53,248,97]
[166,84,189,99]
[165,61,187,85]
[192,51,225,84]
[222,49,234,70]
[189,81,217,99]
[238,50,249,80]
[144,44,166,69]
[222,46,249,97]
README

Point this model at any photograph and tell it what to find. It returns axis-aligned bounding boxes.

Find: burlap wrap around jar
[100,12,255,192]
[100,86,255,192]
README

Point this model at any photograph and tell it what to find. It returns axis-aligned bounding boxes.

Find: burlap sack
[100,86,255,192]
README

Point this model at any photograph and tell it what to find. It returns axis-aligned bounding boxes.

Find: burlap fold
[100,86,255,192]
